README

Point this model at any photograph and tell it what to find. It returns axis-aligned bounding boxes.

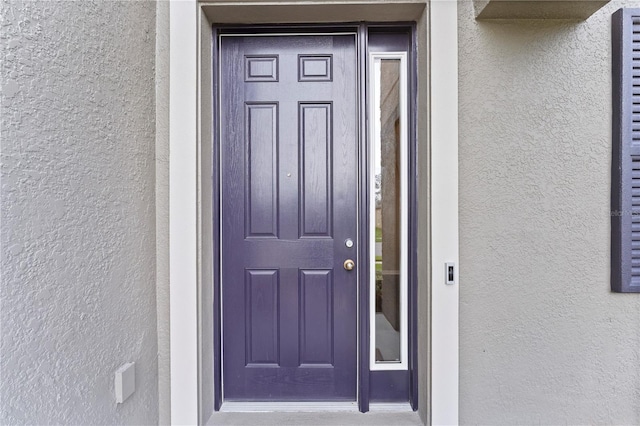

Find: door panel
[221,34,358,401]
[246,103,279,237]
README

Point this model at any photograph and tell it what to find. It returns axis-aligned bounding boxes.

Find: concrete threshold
[206,407,423,426]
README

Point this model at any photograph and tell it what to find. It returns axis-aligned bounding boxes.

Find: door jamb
[357,22,370,413]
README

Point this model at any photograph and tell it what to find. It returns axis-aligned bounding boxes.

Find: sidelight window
[369,52,409,370]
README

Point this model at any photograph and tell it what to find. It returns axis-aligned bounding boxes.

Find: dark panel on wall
[612,8,640,293]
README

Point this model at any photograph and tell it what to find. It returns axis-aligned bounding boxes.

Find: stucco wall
[1,1,158,424]
[459,0,640,423]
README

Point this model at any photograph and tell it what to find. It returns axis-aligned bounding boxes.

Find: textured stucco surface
[459,0,640,423]
[1,1,159,424]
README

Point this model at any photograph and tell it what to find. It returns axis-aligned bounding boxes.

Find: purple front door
[220,34,358,401]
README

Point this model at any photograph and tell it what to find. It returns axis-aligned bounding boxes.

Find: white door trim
[167,1,458,424]
[169,1,198,425]
[429,1,459,424]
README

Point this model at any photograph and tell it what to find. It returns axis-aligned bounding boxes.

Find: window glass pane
[373,58,402,363]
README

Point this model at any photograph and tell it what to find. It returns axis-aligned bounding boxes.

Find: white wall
[1,1,159,424]
[459,0,640,423]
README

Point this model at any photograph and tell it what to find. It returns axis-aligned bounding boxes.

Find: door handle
[343,259,355,271]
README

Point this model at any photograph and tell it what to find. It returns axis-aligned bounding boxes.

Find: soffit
[200,1,426,24]
[474,0,611,20]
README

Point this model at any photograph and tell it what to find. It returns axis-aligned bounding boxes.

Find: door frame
[214,24,416,411]
[217,28,362,404]
[166,1,459,424]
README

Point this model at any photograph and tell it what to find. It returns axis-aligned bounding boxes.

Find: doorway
[169,2,460,423]
[216,25,416,409]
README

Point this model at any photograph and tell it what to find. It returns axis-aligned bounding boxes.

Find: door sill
[207,408,422,426]
[220,401,359,412]
[368,402,413,412]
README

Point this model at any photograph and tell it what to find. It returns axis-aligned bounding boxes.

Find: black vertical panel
[357,23,370,414]
[408,23,419,412]
[612,8,640,293]
[213,26,222,412]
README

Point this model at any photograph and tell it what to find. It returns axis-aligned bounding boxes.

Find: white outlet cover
[115,362,135,403]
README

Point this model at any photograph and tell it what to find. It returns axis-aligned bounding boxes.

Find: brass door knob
[343,259,355,271]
